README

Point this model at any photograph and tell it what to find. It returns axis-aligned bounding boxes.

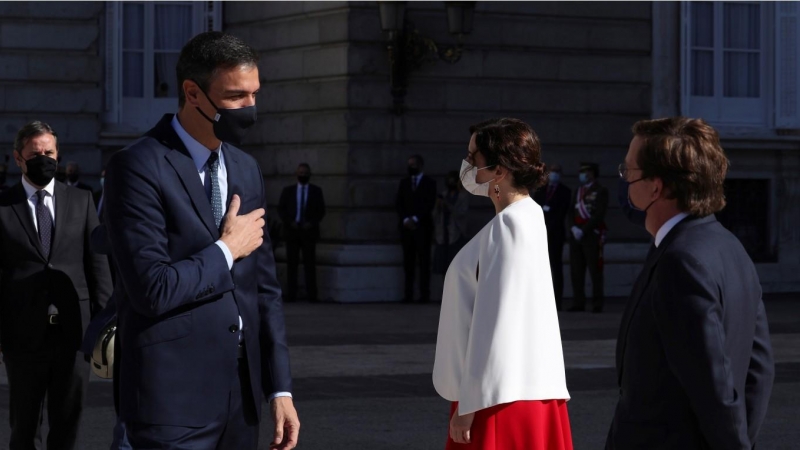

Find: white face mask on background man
[459,159,495,197]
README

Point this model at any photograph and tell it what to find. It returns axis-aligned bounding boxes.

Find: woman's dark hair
[631,117,728,217]
[468,118,547,190]
[176,31,259,107]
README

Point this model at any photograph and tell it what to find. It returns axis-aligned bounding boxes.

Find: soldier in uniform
[568,162,608,313]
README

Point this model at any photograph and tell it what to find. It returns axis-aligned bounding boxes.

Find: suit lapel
[9,183,46,260]
[615,215,715,385]
[615,242,659,384]
[50,182,71,257]
[154,116,219,240]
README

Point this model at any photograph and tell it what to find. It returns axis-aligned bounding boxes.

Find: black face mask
[194,84,257,146]
[446,180,458,190]
[24,155,58,187]
[297,176,310,185]
[408,166,420,177]
[618,178,647,228]
[67,173,79,183]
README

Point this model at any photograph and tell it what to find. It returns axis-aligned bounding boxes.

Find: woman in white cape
[433,118,573,449]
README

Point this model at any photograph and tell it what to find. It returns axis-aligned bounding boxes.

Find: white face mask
[460,159,495,197]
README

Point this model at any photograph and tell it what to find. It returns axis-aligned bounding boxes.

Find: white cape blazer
[433,197,570,415]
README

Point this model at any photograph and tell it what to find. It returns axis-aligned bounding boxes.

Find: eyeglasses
[618,163,643,179]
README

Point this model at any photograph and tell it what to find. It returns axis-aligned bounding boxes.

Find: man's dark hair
[409,154,425,167]
[14,121,58,153]
[298,163,311,172]
[469,118,548,190]
[176,31,259,107]
[632,117,729,217]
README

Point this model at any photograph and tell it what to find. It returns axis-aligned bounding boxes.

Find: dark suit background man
[607,117,774,449]
[568,162,609,313]
[0,121,112,450]
[396,154,437,303]
[532,163,571,310]
[64,162,93,193]
[278,163,326,302]
[104,32,299,449]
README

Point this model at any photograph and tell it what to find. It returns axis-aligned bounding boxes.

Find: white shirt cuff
[215,240,234,270]
[268,392,293,402]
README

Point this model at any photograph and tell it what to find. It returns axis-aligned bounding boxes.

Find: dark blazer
[277,183,326,240]
[395,175,437,231]
[69,181,93,192]
[0,181,111,357]
[104,114,291,427]
[533,182,571,240]
[608,215,774,450]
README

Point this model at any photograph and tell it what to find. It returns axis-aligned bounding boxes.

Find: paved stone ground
[1,294,799,449]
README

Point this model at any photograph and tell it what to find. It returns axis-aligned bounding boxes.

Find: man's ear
[183,80,202,107]
[13,150,23,168]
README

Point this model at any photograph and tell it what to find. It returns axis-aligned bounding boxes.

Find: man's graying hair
[176,31,259,108]
[14,121,58,153]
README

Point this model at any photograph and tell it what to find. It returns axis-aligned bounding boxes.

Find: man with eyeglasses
[607,117,773,449]
[568,162,608,313]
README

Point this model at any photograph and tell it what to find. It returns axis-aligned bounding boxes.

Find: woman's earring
[494,184,501,199]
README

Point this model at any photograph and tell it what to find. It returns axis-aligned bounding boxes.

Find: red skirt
[445,400,573,450]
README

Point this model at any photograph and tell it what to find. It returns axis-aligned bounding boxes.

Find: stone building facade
[1,1,797,301]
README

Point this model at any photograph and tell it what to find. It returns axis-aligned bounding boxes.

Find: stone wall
[0,2,104,184]
[226,1,654,301]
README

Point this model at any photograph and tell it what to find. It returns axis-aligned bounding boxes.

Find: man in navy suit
[532,163,571,310]
[104,32,299,449]
[396,154,437,303]
[607,117,774,449]
[278,163,326,302]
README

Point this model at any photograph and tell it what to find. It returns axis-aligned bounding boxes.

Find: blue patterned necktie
[206,152,222,228]
[35,190,54,258]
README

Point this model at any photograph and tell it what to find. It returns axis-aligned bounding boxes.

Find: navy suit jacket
[104,114,291,427]
[607,215,774,449]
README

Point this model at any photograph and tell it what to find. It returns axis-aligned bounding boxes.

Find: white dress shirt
[21,176,59,315]
[655,212,690,247]
[171,116,291,402]
[433,197,570,415]
[295,183,308,223]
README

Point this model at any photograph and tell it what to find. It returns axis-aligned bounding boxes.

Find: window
[104,1,221,133]
[716,179,775,262]
[682,2,768,126]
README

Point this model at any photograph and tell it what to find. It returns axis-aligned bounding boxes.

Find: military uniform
[569,165,609,312]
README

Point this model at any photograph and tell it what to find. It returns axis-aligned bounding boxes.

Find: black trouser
[3,326,89,450]
[286,232,318,301]
[570,234,604,310]
[401,227,432,301]
[127,357,258,450]
[547,232,566,309]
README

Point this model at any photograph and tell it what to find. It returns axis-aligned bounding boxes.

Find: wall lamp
[378,1,476,115]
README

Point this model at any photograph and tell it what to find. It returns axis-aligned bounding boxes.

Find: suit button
[229,324,239,333]
[47,263,53,269]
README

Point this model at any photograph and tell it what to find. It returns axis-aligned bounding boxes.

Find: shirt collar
[171,115,223,171]
[655,212,690,247]
[21,175,55,199]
